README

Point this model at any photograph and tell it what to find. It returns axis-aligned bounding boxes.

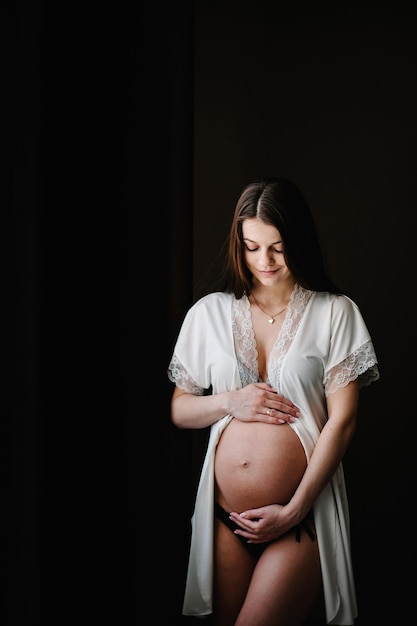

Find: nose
[260,248,274,266]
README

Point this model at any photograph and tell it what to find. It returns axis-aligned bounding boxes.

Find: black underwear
[215,502,315,558]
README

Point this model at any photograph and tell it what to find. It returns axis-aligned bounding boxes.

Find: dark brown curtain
[6,2,195,624]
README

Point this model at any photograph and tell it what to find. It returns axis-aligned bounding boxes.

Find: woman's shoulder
[311,291,365,321]
[313,290,357,308]
[184,292,235,322]
[191,291,234,309]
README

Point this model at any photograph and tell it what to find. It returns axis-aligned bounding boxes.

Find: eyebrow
[243,237,282,245]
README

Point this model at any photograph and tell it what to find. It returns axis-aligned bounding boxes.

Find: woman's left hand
[229,503,294,544]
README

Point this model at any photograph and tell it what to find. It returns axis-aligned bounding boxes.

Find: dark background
[5,1,415,624]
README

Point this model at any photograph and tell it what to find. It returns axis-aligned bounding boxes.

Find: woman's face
[242,218,293,287]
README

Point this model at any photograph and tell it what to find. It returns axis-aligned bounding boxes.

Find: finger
[265,407,295,423]
[229,511,257,525]
[264,394,300,418]
[230,509,263,524]
[273,403,301,419]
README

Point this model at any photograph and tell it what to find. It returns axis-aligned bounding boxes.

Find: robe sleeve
[167,292,240,395]
[167,297,213,394]
[324,295,379,395]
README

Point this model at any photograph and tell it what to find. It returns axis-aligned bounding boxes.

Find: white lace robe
[168,284,379,625]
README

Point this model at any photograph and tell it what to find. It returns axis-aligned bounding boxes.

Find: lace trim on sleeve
[167,353,205,395]
[324,340,380,396]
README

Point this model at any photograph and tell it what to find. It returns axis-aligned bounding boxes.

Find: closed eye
[245,245,283,254]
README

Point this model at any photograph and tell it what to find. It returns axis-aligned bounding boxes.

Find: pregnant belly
[214,418,307,512]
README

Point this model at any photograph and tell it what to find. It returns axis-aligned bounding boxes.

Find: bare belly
[214,418,307,512]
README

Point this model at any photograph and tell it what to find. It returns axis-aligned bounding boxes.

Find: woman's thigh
[236,531,322,626]
[213,517,258,626]
[213,517,322,626]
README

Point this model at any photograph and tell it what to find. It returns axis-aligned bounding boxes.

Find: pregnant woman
[168,178,379,626]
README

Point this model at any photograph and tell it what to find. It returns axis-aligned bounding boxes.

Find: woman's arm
[170,383,302,430]
[286,379,359,522]
[229,379,359,541]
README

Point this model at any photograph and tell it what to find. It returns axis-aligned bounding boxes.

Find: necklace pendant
[268,317,274,324]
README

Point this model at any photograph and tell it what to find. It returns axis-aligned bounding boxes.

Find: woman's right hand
[228,383,301,425]
[171,382,301,430]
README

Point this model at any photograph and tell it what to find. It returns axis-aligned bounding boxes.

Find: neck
[251,281,296,307]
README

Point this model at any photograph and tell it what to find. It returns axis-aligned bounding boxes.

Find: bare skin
[212,376,358,626]
[213,397,322,626]
[213,517,322,626]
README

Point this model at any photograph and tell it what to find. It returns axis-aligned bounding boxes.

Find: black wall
[191,4,415,624]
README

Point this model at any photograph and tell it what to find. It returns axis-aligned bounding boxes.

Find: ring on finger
[266,409,272,416]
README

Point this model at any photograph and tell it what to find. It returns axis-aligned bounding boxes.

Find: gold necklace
[251,293,287,324]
